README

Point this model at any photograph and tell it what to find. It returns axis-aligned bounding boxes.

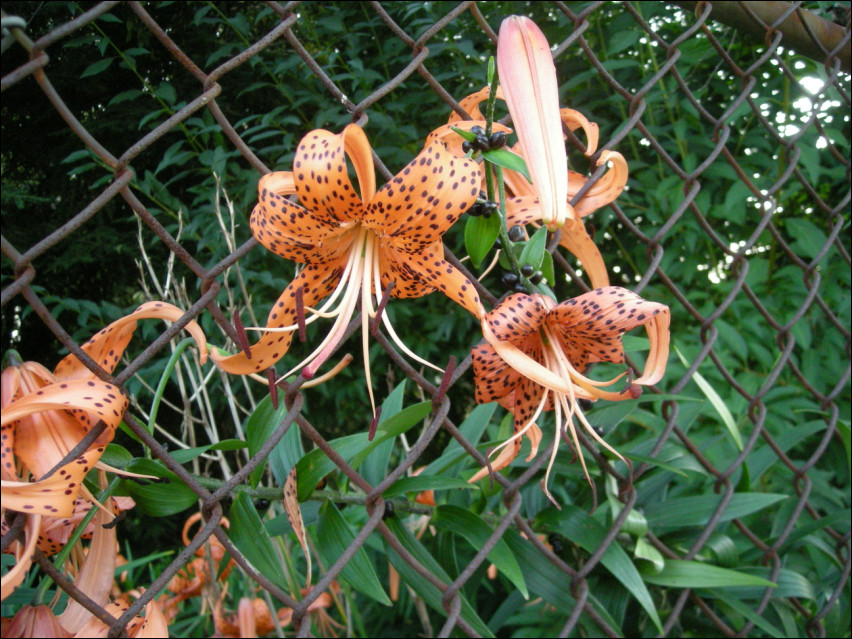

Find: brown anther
[232,311,252,359]
[432,356,455,407]
[295,286,307,343]
[266,368,279,409]
[368,405,383,441]
[371,281,395,337]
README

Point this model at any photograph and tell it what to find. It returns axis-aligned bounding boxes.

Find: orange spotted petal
[1,449,100,517]
[2,380,127,480]
[546,287,670,383]
[293,125,373,223]
[483,293,549,346]
[471,343,527,404]
[497,16,568,228]
[365,139,481,250]
[251,172,355,263]
[481,317,597,401]
[53,301,208,381]
[400,243,484,317]
[211,256,348,374]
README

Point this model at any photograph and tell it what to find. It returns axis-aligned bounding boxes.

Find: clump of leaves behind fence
[1,1,849,637]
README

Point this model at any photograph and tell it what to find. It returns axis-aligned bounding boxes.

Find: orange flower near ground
[473,288,670,504]
[213,124,484,417]
[1,301,207,601]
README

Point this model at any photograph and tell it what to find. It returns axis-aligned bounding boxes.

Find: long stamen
[278,230,369,382]
[246,235,364,333]
[488,389,548,460]
[360,231,378,419]
[372,254,444,373]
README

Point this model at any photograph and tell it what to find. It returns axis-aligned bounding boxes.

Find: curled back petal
[556,217,611,289]
[2,380,127,479]
[547,287,670,390]
[211,257,347,375]
[53,301,208,381]
[560,108,599,156]
[293,126,369,223]
[447,86,505,122]
[0,449,101,517]
[365,139,481,250]
[570,151,628,218]
[1,514,40,601]
[251,171,354,263]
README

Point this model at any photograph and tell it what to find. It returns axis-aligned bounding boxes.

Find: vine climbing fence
[1,1,850,637]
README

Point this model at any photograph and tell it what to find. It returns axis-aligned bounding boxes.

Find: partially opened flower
[213,124,483,415]
[463,16,630,290]
[473,288,669,504]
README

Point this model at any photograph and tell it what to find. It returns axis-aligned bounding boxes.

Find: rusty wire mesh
[1,1,850,637]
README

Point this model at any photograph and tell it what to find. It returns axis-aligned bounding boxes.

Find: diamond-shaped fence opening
[2,2,849,637]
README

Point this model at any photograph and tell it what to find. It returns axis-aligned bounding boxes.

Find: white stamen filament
[486,388,548,462]
[539,324,627,503]
[276,228,370,382]
[258,225,442,424]
[373,255,443,374]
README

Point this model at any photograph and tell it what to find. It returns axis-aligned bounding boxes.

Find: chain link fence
[2,1,850,636]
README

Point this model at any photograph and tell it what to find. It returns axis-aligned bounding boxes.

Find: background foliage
[2,1,849,637]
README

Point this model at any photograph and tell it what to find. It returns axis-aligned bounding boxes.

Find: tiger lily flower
[492,16,628,289]
[1,302,207,601]
[212,124,483,415]
[473,288,670,504]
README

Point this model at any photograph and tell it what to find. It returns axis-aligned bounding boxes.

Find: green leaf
[634,537,664,572]
[424,403,496,476]
[643,493,788,528]
[382,475,477,499]
[245,394,294,488]
[228,493,289,589]
[465,214,500,270]
[383,518,494,637]
[675,346,742,451]
[80,57,114,78]
[482,147,531,181]
[101,443,133,468]
[519,225,548,271]
[119,459,197,516]
[538,507,663,633]
[705,588,785,637]
[361,381,406,487]
[168,439,247,465]
[296,402,431,500]
[641,559,776,588]
[502,528,622,632]
[316,503,391,606]
[432,505,528,599]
